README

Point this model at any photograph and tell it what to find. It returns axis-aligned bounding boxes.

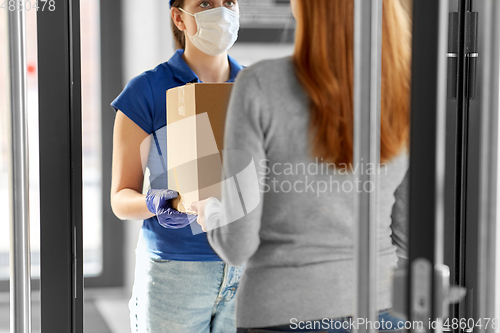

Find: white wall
[122,0,174,82]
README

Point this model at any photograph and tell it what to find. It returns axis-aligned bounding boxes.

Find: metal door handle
[392,260,467,323]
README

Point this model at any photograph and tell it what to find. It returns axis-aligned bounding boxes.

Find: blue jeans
[236,310,407,333]
[129,246,244,332]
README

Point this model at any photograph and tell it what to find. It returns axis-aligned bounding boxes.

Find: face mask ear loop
[178,7,197,38]
[178,7,195,17]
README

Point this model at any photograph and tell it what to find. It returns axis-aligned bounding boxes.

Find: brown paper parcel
[166,83,233,213]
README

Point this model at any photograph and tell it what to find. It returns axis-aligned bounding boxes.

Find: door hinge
[448,12,459,99]
[447,11,478,100]
[464,11,478,100]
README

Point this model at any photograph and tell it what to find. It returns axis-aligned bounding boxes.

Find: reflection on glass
[0,8,41,280]
[0,7,41,333]
[0,0,103,280]
[0,11,9,280]
[81,0,103,277]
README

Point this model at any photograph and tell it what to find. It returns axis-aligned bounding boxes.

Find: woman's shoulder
[125,61,175,87]
[246,55,293,71]
[237,56,294,83]
[121,64,162,89]
[381,148,409,182]
[144,62,176,84]
[385,148,409,168]
[121,62,184,103]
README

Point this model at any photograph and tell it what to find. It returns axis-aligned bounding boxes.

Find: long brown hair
[171,0,186,49]
[293,0,411,165]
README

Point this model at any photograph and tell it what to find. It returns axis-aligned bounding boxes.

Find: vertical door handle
[392,262,467,325]
[434,264,467,319]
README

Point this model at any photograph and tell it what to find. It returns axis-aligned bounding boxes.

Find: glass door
[401,0,500,331]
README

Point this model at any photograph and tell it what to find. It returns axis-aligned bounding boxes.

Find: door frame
[36,0,126,330]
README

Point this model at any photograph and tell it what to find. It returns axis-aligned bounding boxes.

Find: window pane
[81,0,102,277]
[0,0,104,281]
[0,8,41,280]
[0,9,8,280]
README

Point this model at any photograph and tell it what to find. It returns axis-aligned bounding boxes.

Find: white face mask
[179,6,240,56]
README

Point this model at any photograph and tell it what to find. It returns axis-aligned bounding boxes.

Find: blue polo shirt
[111,49,244,261]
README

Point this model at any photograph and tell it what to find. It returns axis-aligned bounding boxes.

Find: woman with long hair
[110,0,245,331]
[192,0,411,331]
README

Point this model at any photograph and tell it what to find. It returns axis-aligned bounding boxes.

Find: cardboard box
[166,83,233,213]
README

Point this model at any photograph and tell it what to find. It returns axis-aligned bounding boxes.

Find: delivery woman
[192,0,411,332]
[109,0,244,332]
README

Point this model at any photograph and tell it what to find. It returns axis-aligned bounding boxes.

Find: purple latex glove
[145,189,198,229]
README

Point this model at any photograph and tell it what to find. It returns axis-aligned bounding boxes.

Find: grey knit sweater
[205,56,409,328]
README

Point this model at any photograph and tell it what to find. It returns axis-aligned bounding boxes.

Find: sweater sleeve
[390,168,410,268]
[205,69,268,266]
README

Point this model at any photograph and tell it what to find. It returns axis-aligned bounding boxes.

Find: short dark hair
[170,0,186,49]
